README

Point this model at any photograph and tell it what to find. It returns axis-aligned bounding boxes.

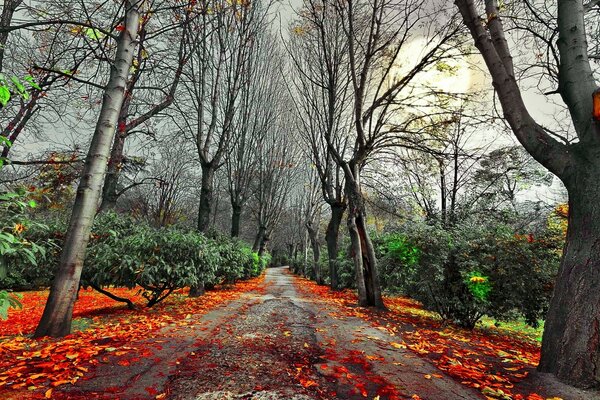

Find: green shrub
[384,219,560,329]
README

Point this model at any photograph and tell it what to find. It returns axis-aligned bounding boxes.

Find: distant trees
[178,0,273,233]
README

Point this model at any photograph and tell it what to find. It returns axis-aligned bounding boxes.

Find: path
[58,268,595,400]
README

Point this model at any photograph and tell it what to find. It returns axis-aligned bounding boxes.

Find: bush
[379,219,560,329]
[83,213,210,306]
[2,211,263,306]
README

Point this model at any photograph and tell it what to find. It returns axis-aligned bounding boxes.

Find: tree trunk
[0,0,22,73]
[34,2,140,338]
[189,281,205,297]
[197,163,215,232]
[326,203,344,290]
[231,203,242,237]
[344,169,385,309]
[307,223,322,284]
[100,132,125,210]
[253,225,266,252]
[538,170,600,388]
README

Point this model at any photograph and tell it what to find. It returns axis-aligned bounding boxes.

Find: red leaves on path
[294,276,553,400]
[0,277,264,398]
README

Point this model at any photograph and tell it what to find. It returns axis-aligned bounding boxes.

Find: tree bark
[307,222,322,284]
[189,281,205,297]
[455,0,600,388]
[231,203,242,237]
[100,132,125,210]
[0,0,22,73]
[325,203,344,289]
[253,225,266,252]
[344,167,385,308]
[34,1,140,338]
[197,163,215,232]
[538,166,600,388]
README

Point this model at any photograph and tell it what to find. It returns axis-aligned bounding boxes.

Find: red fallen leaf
[0,276,266,395]
[145,386,159,395]
[355,382,368,397]
[527,394,544,400]
[115,24,125,31]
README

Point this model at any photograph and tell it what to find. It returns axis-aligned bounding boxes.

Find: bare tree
[225,31,280,237]
[100,5,198,210]
[324,0,460,307]
[178,0,272,233]
[287,0,351,290]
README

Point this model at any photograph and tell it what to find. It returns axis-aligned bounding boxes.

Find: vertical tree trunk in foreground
[538,170,600,387]
[34,2,141,338]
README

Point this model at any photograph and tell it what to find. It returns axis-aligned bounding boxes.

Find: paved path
[57,267,594,399]
[61,267,485,399]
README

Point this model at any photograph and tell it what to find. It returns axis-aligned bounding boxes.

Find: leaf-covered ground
[292,276,590,400]
[0,277,265,399]
[0,269,596,400]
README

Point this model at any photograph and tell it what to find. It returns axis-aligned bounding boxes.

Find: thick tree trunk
[100,132,125,210]
[539,170,600,388]
[344,171,385,309]
[326,203,344,290]
[34,2,140,338]
[231,203,242,237]
[197,163,215,232]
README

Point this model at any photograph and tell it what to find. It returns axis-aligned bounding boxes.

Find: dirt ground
[56,267,599,400]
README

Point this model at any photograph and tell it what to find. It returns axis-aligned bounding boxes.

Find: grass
[477,316,544,343]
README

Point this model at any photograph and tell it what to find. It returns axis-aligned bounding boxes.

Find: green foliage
[1,210,264,307]
[0,74,41,107]
[0,155,46,318]
[465,272,492,301]
[0,291,22,320]
[380,218,560,329]
[83,213,210,306]
[374,233,420,293]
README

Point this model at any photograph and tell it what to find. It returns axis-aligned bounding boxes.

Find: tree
[287,0,351,290]
[324,0,459,307]
[178,0,271,233]
[225,31,279,238]
[251,105,302,257]
[34,0,141,337]
[304,169,324,284]
[455,0,600,387]
[99,4,197,210]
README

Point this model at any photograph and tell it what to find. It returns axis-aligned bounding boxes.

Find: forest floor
[0,267,598,400]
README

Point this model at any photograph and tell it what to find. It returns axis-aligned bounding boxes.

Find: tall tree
[99,5,196,210]
[287,0,351,290]
[455,0,600,387]
[225,32,279,237]
[179,0,271,233]
[327,0,459,307]
[34,0,141,337]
